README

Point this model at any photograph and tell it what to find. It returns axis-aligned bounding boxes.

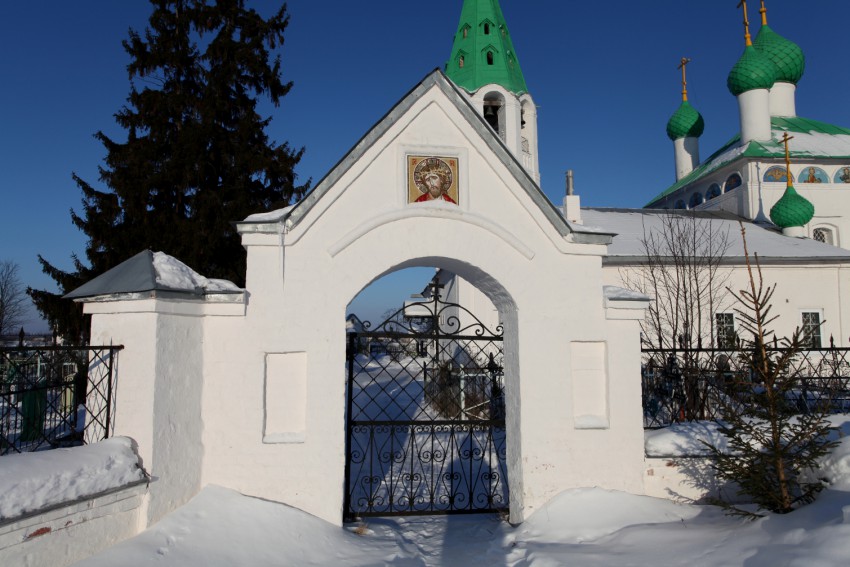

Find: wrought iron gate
[344,289,507,518]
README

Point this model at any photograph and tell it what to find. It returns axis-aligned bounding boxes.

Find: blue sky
[2,1,849,329]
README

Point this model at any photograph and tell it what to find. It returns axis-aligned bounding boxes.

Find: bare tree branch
[0,260,28,335]
[619,211,732,350]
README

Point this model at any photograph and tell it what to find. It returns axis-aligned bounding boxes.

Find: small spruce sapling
[704,225,837,516]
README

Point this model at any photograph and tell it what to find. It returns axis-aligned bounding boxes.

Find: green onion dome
[666,101,705,141]
[770,185,814,228]
[754,25,805,85]
[727,45,778,96]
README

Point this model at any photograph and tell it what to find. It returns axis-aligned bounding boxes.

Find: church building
[64,0,850,536]
[647,1,850,248]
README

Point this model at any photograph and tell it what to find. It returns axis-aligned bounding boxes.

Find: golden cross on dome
[781,132,795,187]
[760,0,769,26]
[737,0,753,46]
[678,57,692,102]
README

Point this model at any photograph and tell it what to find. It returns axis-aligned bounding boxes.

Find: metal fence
[642,344,850,428]
[1,345,122,455]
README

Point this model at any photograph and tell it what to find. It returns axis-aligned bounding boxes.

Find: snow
[0,437,145,521]
[242,205,294,223]
[152,252,241,293]
[645,421,730,457]
[71,483,850,567]
[2,432,849,565]
[581,208,850,260]
[602,285,649,302]
[765,131,850,158]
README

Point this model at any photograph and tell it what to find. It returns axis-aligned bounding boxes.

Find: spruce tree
[705,226,837,516]
[29,0,308,341]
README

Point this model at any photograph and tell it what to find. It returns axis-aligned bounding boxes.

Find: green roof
[727,44,777,96]
[754,25,805,85]
[446,0,528,95]
[666,101,705,141]
[770,185,814,228]
[646,116,850,207]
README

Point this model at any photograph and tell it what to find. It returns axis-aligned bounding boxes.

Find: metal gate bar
[344,287,507,519]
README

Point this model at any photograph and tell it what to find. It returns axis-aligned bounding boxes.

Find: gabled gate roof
[238,69,613,246]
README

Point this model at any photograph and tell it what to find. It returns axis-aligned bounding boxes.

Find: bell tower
[446,0,540,185]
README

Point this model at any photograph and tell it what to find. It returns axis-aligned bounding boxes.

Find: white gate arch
[78,70,650,527]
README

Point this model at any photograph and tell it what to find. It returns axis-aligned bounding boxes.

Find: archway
[343,264,516,519]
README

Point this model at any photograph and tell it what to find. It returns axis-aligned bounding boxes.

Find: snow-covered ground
[68,419,850,567]
[4,422,849,565]
[70,483,850,566]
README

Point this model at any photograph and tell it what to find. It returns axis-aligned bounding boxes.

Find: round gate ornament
[409,156,458,204]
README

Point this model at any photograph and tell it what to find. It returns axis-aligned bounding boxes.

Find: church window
[462,26,469,39]
[459,56,464,68]
[484,23,491,34]
[715,313,737,349]
[483,92,505,142]
[763,166,793,183]
[834,166,850,183]
[689,192,704,208]
[707,184,722,199]
[813,227,835,245]
[487,51,494,65]
[801,311,823,349]
[725,173,742,192]
[675,199,686,210]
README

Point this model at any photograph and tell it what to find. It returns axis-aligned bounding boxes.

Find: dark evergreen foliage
[704,226,837,516]
[29,0,308,341]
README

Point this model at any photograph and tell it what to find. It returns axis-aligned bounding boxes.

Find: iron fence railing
[1,345,122,455]
[642,344,850,428]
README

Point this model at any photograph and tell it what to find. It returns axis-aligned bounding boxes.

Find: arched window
[675,199,687,210]
[813,227,836,246]
[707,184,722,199]
[483,91,505,141]
[458,56,464,69]
[462,26,469,39]
[799,166,829,183]
[689,192,704,208]
[725,173,742,192]
[834,166,850,184]
[764,166,792,183]
[487,51,494,65]
[484,22,490,34]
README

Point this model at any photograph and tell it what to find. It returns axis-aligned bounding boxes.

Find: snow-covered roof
[647,116,850,207]
[580,208,850,263]
[65,251,242,300]
[603,285,650,302]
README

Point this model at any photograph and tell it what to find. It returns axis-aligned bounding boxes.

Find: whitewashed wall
[602,261,850,347]
[82,76,649,528]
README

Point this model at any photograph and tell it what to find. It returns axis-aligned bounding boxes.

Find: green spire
[770,185,814,228]
[728,45,777,96]
[754,25,805,84]
[446,0,528,95]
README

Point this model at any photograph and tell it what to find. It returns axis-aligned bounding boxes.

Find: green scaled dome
[666,101,705,141]
[727,45,778,96]
[770,185,814,228]
[754,25,805,84]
